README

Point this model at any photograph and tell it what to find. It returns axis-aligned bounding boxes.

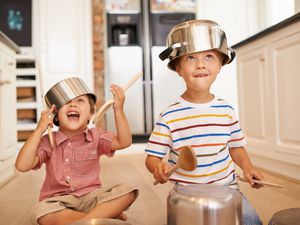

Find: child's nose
[195,58,205,69]
[68,100,77,107]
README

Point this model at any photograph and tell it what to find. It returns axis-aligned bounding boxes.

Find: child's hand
[37,105,55,132]
[153,161,170,184]
[110,84,125,111]
[243,167,265,189]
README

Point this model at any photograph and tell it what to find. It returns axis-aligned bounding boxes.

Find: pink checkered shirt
[34,127,114,201]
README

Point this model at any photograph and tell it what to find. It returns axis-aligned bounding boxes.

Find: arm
[15,105,55,172]
[145,155,170,184]
[230,146,264,188]
[110,84,132,150]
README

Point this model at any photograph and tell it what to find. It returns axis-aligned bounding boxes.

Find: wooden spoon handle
[37,59,54,148]
[153,165,178,185]
[238,176,284,188]
[93,99,114,124]
[122,71,143,92]
[47,126,54,147]
[93,71,143,124]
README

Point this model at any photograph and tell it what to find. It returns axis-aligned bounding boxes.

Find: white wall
[264,0,295,26]
[195,0,261,115]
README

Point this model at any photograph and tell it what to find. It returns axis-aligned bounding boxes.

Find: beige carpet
[1,144,300,225]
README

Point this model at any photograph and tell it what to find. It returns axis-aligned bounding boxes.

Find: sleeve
[96,128,115,157]
[228,106,247,148]
[145,115,172,158]
[33,134,53,169]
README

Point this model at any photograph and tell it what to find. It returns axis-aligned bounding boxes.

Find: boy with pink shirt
[16,77,138,225]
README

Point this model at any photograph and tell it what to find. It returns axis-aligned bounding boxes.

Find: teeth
[67,112,79,117]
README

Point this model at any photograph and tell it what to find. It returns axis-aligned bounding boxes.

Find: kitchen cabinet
[233,14,300,180]
[16,54,41,145]
[0,33,18,185]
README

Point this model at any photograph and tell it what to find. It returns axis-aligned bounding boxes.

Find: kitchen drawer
[17,87,36,101]
[17,109,36,120]
[17,130,33,142]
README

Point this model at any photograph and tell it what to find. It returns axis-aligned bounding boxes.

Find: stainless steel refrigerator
[105,0,196,137]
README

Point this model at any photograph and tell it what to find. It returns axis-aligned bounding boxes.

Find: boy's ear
[88,112,93,121]
[175,66,182,77]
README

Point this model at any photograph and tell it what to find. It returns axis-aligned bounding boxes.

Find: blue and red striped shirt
[145,96,246,189]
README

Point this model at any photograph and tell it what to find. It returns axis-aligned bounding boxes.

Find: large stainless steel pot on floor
[167,184,243,225]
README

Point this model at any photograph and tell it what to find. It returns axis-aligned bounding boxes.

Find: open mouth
[67,111,80,121]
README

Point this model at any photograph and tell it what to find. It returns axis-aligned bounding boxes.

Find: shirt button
[70,187,75,191]
[68,142,71,146]
[66,176,70,180]
[65,158,69,163]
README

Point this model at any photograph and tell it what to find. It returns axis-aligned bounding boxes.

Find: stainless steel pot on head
[167,184,243,225]
[44,77,96,114]
[159,19,236,71]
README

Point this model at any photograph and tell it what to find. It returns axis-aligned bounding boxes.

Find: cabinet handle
[8,62,15,67]
[0,69,12,85]
[259,57,265,62]
[0,80,12,85]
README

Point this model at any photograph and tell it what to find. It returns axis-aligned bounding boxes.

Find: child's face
[175,50,222,93]
[57,94,93,134]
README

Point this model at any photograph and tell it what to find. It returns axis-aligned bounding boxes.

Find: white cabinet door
[235,21,300,179]
[36,0,93,91]
[0,42,17,160]
[236,45,271,155]
[268,31,300,165]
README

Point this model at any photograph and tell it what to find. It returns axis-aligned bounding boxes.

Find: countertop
[0,31,20,53]
[232,12,300,49]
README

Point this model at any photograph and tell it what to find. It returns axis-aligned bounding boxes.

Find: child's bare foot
[116,213,127,221]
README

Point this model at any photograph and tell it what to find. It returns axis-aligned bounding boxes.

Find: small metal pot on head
[167,184,243,225]
[159,19,236,71]
[44,77,96,126]
[44,77,96,113]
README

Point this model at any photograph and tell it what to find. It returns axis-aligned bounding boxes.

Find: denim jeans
[242,195,263,225]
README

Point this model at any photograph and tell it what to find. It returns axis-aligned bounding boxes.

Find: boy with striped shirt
[145,20,264,225]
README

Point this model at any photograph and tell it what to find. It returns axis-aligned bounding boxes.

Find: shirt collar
[55,128,93,146]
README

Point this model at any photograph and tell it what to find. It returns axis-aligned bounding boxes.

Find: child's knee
[37,213,56,225]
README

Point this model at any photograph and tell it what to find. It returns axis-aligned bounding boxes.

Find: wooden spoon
[37,58,54,148]
[93,71,143,124]
[153,146,197,185]
[237,175,284,188]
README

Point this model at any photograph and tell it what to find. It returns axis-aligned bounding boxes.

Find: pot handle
[227,47,236,64]
[159,47,174,61]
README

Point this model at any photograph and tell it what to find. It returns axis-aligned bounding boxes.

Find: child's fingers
[244,172,254,185]
[46,105,56,120]
[244,171,264,188]
[110,84,125,98]
[49,104,56,113]
[41,105,55,117]
[163,163,169,174]
[155,163,168,183]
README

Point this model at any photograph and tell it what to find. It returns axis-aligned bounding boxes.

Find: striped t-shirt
[145,96,246,189]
